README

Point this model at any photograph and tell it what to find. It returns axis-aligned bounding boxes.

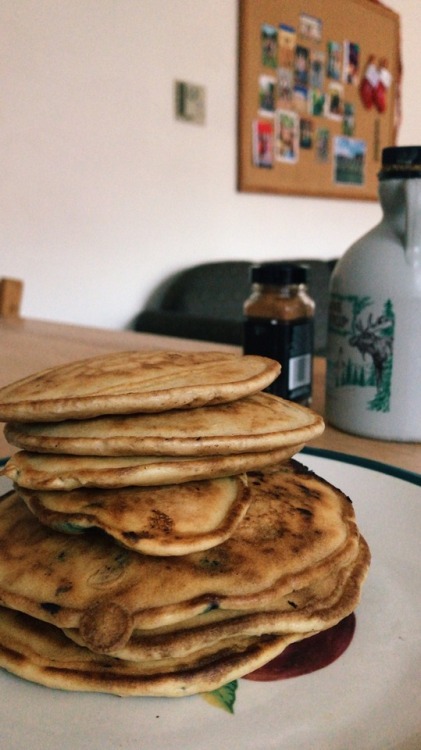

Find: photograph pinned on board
[310,50,325,90]
[261,23,278,68]
[333,136,366,185]
[252,119,274,168]
[326,82,344,120]
[315,128,330,163]
[278,23,296,68]
[343,103,356,136]
[292,85,308,114]
[343,41,360,84]
[309,88,326,117]
[300,118,313,149]
[298,13,323,43]
[277,67,294,107]
[258,74,276,115]
[327,41,342,81]
[275,109,299,163]
[294,44,310,87]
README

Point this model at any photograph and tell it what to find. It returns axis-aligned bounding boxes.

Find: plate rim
[301,446,421,486]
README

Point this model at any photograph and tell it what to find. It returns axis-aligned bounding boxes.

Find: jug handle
[405,180,421,268]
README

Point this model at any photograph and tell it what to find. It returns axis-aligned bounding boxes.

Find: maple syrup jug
[326,146,421,441]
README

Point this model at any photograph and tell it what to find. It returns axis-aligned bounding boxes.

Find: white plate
[1,450,421,750]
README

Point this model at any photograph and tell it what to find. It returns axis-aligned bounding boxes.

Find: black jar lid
[379,146,421,180]
[250,262,309,285]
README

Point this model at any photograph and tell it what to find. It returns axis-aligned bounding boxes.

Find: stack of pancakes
[0,350,370,697]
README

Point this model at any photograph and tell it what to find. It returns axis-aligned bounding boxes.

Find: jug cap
[250,262,309,286]
[379,146,421,180]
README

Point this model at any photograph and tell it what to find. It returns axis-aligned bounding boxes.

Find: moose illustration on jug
[327,294,395,413]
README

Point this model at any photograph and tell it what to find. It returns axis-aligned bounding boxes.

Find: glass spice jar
[243,262,315,404]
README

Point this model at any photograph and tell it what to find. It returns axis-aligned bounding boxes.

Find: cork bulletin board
[237,0,401,201]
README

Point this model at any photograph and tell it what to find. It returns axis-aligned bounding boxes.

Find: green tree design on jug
[330,294,394,413]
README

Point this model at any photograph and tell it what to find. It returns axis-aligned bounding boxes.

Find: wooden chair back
[0,278,24,317]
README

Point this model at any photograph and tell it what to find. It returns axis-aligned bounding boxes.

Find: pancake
[1,444,304,490]
[0,607,311,697]
[4,392,325,456]
[0,351,281,422]
[17,475,251,556]
[64,538,370,660]
[0,461,360,651]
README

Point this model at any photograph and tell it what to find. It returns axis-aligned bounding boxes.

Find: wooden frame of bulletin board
[237,0,401,201]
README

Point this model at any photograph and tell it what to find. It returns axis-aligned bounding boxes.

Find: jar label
[243,317,313,402]
[326,293,395,412]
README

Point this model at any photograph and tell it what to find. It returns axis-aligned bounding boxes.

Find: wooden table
[1,317,420,474]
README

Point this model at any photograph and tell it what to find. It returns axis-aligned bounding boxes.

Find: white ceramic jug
[326,146,421,441]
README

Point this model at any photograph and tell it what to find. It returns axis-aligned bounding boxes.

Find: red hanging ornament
[359,55,379,109]
[373,58,392,113]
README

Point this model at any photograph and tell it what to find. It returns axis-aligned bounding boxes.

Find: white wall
[1,0,419,330]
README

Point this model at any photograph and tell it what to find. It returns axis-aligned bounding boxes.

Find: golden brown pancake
[4,392,324,456]
[0,607,310,697]
[0,351,281,422]
[64,538,370,660]
[1,445,304,490]
[17,475,251,556]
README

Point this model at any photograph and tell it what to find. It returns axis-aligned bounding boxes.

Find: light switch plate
[175,81,206,124]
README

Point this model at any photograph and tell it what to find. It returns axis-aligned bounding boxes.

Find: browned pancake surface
[0,351,280,422]
[1,445,304,489]
[0,535,370,696]
[0,461,359,650]
[0,606,307,697]
[18,475,251,556]
[4,392,324,456]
